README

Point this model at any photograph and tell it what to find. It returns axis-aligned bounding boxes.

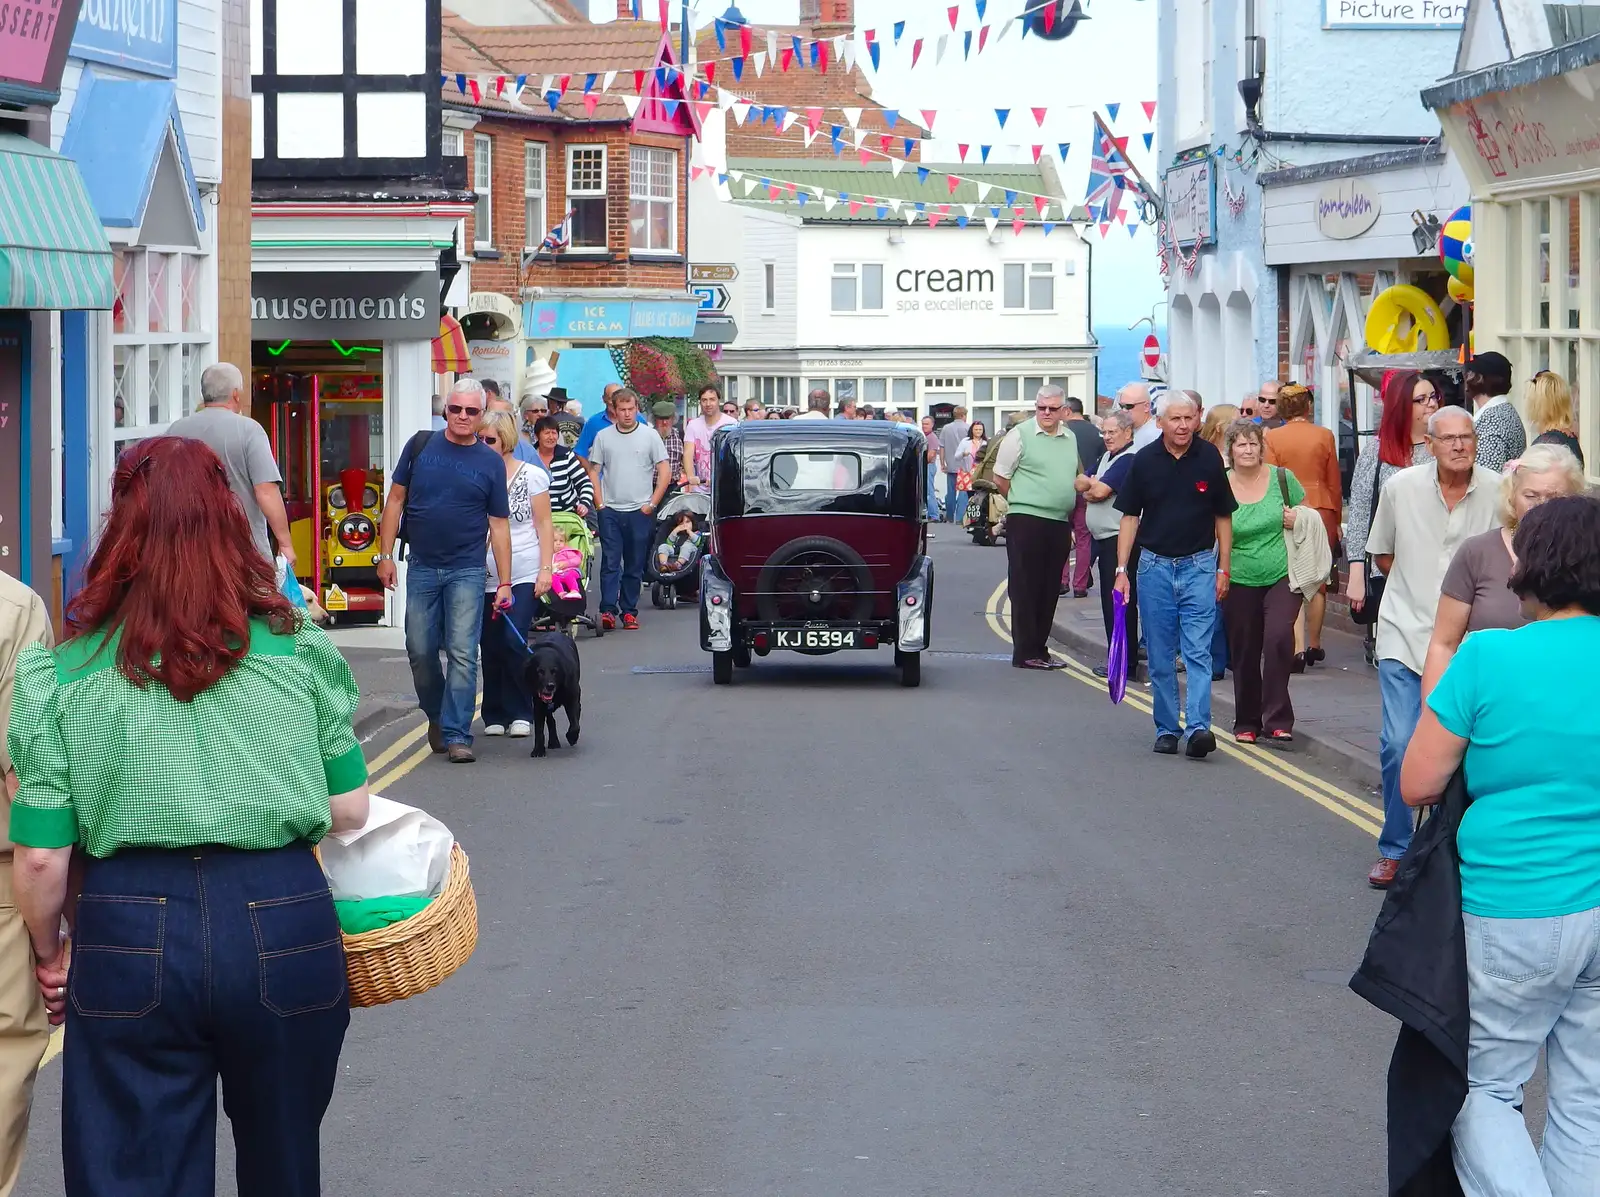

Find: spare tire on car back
[755,536,876,625]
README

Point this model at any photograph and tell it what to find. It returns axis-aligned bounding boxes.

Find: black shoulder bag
[1349,449,1385,627]
[394,428,435,562]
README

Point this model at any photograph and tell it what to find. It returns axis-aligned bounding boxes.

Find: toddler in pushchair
[646,490,711,609]
[550,527,585,599]
[536,509,604,637]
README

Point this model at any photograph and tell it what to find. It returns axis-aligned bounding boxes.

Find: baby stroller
[646,489,711,609]
[535,509,604,638]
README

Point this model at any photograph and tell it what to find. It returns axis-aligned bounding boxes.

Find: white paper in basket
[319,795,454,903]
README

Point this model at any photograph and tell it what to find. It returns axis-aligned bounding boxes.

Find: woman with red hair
[6,437,369,1195]
[1344,370,1443,616]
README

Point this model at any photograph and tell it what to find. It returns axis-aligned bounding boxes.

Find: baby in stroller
[655,511,704,573]
[550,528,585,599]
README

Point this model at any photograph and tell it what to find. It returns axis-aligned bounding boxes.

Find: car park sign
[692,283,731,313]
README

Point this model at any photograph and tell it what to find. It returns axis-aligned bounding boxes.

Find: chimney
[616,0,635,19]
[801,0,853,32]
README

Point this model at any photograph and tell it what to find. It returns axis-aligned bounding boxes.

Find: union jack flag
[538,208,572,254]
[1084,117,1131,228]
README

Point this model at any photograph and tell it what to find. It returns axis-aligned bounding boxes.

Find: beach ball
[1438,206,1474,290]
[1448,275,1474,304]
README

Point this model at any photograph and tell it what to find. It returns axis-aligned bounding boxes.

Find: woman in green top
[7,437,370,1196]
[1401,496,1600,1193]
[1221,420,1305,744]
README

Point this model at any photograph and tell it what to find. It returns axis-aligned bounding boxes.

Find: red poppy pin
[1195,480,1209,493]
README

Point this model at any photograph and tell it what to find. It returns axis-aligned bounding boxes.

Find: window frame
[830,261,886,315]
[1002,262,1057,313]
[763,261,776,313]
[523,140,547,252]
[109,245,216,448]
[628,144,678,254]
[566,143,610,253]
[472,133,493,249]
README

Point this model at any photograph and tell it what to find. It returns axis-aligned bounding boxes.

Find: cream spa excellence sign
[892,266,997,313]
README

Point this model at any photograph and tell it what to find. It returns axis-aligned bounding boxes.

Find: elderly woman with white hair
[1420,442,1586,697]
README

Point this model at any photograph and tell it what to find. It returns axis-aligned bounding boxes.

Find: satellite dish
[1025,0,1091,40]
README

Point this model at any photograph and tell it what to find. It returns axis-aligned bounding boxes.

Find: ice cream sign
[0,0,80,103]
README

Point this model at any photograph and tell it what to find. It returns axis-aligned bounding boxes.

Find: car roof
[727,421,923,450]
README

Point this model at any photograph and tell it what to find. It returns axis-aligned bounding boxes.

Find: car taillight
[863,632,878,648]
[753,632,768,651]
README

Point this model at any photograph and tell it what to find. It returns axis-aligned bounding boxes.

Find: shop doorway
[252,343,388,624]
[926,395,965,429]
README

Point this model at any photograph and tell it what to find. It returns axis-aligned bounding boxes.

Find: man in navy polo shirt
[376,378,511,764]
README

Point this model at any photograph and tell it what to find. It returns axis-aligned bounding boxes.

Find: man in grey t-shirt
[589,389,669,629]
[937,406,970,523]
[167,362,293,564]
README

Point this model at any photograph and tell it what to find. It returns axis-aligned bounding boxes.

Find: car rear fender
[895,555,933,651]
[700,554,736,652]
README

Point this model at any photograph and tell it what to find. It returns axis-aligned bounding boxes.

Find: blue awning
[59,70,204,236]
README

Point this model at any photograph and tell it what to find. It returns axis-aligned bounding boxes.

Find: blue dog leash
[491,605,531,653]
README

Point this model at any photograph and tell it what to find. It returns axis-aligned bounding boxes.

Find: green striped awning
[0,132,114,311]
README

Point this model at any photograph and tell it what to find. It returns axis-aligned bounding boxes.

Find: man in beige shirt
[0,573,52,1195]
[1364,406,1501,889]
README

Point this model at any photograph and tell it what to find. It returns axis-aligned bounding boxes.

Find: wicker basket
[341,842,478,1008]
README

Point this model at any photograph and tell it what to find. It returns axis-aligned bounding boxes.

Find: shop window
[763,262,776,312]
[863,378,887,408]
[892,378,916,413]
[807,378,828,395]
[524,142,546,250]
[999,377,1019,406]
[473,134,492,248]
[1003,263,1055,311]
[628,146,677,253]
[567,145,608,250]
[1024,376,1045,399]
[835,379,857,406]
[831,263,884,312]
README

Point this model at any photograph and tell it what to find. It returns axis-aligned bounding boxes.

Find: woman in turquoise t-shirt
[1401,495,1600,1195]
[1221,421,1305,744]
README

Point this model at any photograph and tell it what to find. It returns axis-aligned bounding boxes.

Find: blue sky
[598,0,1165,329]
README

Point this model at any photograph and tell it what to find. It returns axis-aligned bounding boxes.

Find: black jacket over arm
[1349,769,1471,1197]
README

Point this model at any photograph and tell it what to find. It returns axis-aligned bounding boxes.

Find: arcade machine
[254,368,387,623]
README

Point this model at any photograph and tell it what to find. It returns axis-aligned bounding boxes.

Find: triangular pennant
[818,39,830,73]
[1043,0,1056,32]
[1058,142,1070,161]
[728,170,744,182]
[957,215,969,228]
[768,30,778,61]
[957,143,969,162]
[843,38,856,72]
[1114,135,1130,154]
[936,34,948,64]
[658,0,668,30]
[544,88,560,112]
[888,198,902,212]
[879,135,893,155]
[716,172,728,186]
[830,123,843,146]
[796,191,809,206]
[718,90,736,111]
[1031,145,1043,163]
[468,77,482,103]
[1004,189,1017,207]
[1012,215,1026,236]
[731,56,744,81]
[849,200,863,216]
[976,182,992,201]
[978,25,991,52]
[781,46,795,71]
[1099,222,1110,238]
[1116,207,1129,225]
[767,185,780,201]
[1032,107,1047,126]
[1042,222,1055,236]
[633,70,645,93]
[903,138,916,157]
[920,109,937,130]
[995,109,1009,128]
[655,66,669,89]
[714,16,727,51]
[771,105,788,127]
[822,194,838,212]
[984,216,999,233]
[948,6,960,28]
[962,203,975,217]
[917,167,930,184]
[912,38,924,67]
[805,107,823,133]
[803,127,819,148]
[753,51,767,76]
[905,208,918,225]
[980,145,992,163]
[622,94,642,118]
[963,30,972,59]
[455,73,467,94]
[853,128,867,149]
[1129,221,1139,238]
[890,158,906,177]
[842,107,862,129]
[1106,102,1121,123]
[694,101,713,123]
[584,93,600,117]
[977,0,988,16]
[1142,132,1154,151]
[740,23,753,58]
[857,148,872,165]
[781,111,800,132]
[883,109,899,130]
[947,175,961,195]
[997,18,1012,42]
[603,70,616,91]
[732,101,751,125]
[894,20,906,43]
[1142,100,1157,121]
[1034,195,1050,217]
[869,41,881,70]
[928,210,943,229]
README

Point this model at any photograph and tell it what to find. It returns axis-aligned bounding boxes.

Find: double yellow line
[985,579,1384,837]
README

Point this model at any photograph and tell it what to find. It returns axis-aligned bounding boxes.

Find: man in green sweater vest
[994,385,1089,669]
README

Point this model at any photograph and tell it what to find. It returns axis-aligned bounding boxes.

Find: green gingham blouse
[6,620,367,858]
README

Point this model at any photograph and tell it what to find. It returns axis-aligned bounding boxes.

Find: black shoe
[1092,663,1109,679]
[1185,728,1217,759]
[1154,733,1180,755]
[1212,670,1226,682]
[1073,589,1089,598]
[1059,585,1071,596]
[1307,646,1326,665]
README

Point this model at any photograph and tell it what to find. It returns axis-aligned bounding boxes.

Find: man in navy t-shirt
[377,378,511,763]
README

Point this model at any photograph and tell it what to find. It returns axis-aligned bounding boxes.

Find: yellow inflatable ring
[1365,284,1450,354]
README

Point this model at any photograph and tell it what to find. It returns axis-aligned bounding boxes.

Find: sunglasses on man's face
[446,404,482,417]
[723,406,738,415]
[1036,403,1064,413]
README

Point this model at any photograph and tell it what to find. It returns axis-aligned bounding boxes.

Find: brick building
[441,10,704,403]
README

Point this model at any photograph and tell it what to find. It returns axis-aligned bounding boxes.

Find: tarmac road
[18,534,1402,1196]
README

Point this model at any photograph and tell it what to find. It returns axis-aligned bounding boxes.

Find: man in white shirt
[1119,382,1160,450]
[1364,406,1501,889]
[795,388,831,420]
[683,383,738,491]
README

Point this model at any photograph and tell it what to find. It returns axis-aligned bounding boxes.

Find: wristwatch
[374,552,394,562]
[1115,565,1127,575]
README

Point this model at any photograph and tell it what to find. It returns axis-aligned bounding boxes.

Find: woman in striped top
[533,415,595,514]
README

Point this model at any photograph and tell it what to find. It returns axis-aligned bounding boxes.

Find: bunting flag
[890,158,905,177]
[894,21,905,43]
[739,23,753,58]
[633,70,645,93]
[805,106,823,134]
[603,70,616,91]
[1032,107,1048,127]
[1106,102,1121,123]
[920,109,937,130]
[781,46,794,71]
[658,0,668,30]
[818,39,830,73]
[1129,222,1139,238]
[621,94,641,118]
[935,34,948,63]
[1142,131,1154,151]
[869,41,881,69]
[978,25,991,52]
[1031,144,1043,163]
[714,17,727,51]
[731,55,744,81]
[768,31,778,63]
[947,5,959,29]
[1058,142,1071,161]
[583,72,596,94]
[962,30,971,59]
[583,93,599,116]
[883,109,899,129]
[1004,189,1017,207]
[1141,100,1157,121]
[917,167,930,184]
[630,0,640,17]
[995,109,1009,128]
[946,175,960,195]
[468,77,481,103]
[1034,195,1050,217]
[984,216,999,233]
[979,145,992,163]
[911,37,924,67]
[842,106,862,129]
[903,137,915,157]
[753,51,767,76]
[975,182,991,201]
[957,143,969,161]
[976,0,987,16]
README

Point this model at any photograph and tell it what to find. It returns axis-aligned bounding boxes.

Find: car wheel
[733,640,752,668]
[755,536,876,624]
[897,650,921,687]
[712,650,734,684]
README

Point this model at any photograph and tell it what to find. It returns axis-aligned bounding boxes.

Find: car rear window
[769,452,863,492]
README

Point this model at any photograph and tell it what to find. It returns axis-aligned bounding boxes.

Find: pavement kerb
[353,700,414,743]
[1048,615,1382,792]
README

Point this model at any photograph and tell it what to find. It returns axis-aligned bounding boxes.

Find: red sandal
[1234,731,1257,744]
[1268,730,1294,744]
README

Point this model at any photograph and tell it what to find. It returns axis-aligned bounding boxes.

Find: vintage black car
[698,421,933,686]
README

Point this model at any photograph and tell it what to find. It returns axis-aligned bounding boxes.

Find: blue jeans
[1452,907,1600,1196]
[64,844,348,1197]
[1137,548,1217,740]
[1377,658,1423,860]
[480,582,536,727]
[925,463,941,521]
[405,564,486,746]
[1211,600,1229,675]
[599,506,653,616]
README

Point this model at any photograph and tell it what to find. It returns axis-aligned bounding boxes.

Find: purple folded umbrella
[1107,590,1128,704]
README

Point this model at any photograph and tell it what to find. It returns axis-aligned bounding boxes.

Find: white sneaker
[508,720,532,738]
[483,723,507,737]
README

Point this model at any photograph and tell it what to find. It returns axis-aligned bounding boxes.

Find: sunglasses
[446,404,482,417]
[1119,401,1145,410]
[481,435,499,445]
[1036,403,1064,412]
[722,406,738,415]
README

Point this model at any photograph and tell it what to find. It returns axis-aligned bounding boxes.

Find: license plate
[775,627,863,650]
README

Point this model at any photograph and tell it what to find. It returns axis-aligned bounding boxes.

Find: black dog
[523,631,581,758]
